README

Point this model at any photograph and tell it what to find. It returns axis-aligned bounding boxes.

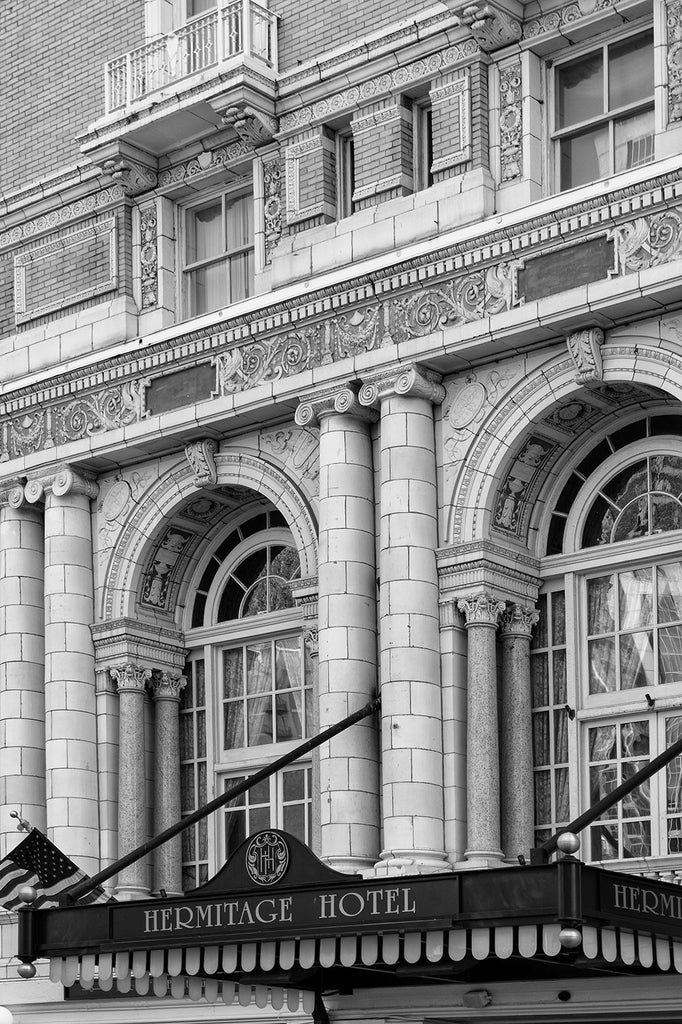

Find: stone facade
[2,0,682,1021]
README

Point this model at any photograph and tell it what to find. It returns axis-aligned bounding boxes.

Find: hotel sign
[599,874,682,935]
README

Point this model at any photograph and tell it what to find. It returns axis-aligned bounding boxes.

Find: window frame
[550,24,655,192]
[180,183,255,319]
[412,98,434,193]
[335,129,355,219]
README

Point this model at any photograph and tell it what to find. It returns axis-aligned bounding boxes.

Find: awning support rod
[63,695,381,903]
[532,729,682,864]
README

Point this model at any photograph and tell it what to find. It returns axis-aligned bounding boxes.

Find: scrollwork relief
[499,60,523,181]
[667,0,682,122]
[611,211,682,273]
[263,156,283,264]
[139,205,159,308]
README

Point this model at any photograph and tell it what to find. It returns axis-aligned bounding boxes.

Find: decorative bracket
[221,104,279,147]
[566,327,605,384]
[458,3,522,51]
[185,439,218,489]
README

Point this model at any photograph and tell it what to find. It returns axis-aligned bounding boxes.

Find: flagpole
[63,695,381,903]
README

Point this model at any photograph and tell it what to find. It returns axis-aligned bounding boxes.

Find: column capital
[457,593,506,627]
[185,439,218,489]
[0,478,28,509]
[111,663,152,694]
[295,383,376,426]
[150,671,187,702]
[25,465,98,504]
[500,603,540,638]
[359,363,445,408]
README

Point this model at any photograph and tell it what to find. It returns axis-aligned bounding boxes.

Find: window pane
[275,692,303,742]
[283,769,304,801]
[623,819,650,858]
[551,591,566,645]
[276,638,301,689]
[534,771,551,822]
[226,194,254,251]
[659,625,682,685]
[190,261,228,315]
[614,109,654,172]
[588,637,616,694]
[223,649,243,699]
[532,655,548,706]
[557,51,604,128]
[229,250,253,303]
[554,649,567,703]
[591,822,618,860]
[533,712,550,764]
[283,803,304,840]
[608,32,653,109]
[555,767,569,822]
[554,707,569,761]
[532,594,548,650]
[560,126,609,189]
[186,201,222,262]
[618,568,653,629]
[588,576,615,633]
[246,644,272,695]
[652,495,682,534]
[247,695,273,745]
[619,631,654,689]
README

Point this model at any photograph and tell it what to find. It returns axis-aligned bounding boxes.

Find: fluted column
[458,593,505,865]
[26,466,99,872]
[0,481,46,853]
[360,365,447,873]
[150,671,186,896]
[500,604,539,862]
[296,386,380,872]
[111,663,151,899]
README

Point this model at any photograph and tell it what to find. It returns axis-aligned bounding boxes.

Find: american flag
[0,829,111,910]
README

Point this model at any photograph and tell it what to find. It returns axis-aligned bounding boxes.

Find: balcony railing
[106,0,278,113]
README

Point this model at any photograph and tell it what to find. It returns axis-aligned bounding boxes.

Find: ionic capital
[457,593,506,627]
[295,384,376,426]
[111,663,152,694]
[359,364,445,408]
[499,603,539,638]
[150,671,187,702]
[0,478,28,509]
[26,466,98,504]
[185,439,218,488]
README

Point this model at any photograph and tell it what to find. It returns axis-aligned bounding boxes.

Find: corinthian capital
[500,603,539,637]
[457,593,506,627]
[111,663,152,693]
[359,364,445,407]
[150,671,187,702]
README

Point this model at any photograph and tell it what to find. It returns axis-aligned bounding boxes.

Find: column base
[115,883,151,901]
[322,854,378,874]
[374,849,451,876]
[463,849,504,869]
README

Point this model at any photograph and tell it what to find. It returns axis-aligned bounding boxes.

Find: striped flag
[0,829,111,910]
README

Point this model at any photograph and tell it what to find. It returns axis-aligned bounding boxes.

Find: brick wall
[0,0,144,195]
[351,98,413,210]
[273,0,424,71]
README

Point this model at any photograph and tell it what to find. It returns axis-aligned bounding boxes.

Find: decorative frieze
[0,185,124,252]
[499,60,523,182]
[156,141,254,190]
[0,380,147,463]
[566,327,605,383]
[1,178,682,464]
[279,41,479,134]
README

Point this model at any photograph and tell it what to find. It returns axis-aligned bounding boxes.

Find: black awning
[18,830,682,1006]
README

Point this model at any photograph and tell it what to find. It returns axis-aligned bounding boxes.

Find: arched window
[533,419,682,871]
[179,510,314,890]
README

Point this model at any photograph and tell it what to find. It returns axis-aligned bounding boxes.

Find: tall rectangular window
[183,189,254,317]
[413,100,433,192]
[336,131,355,219]
[180,657,209,890]
[554,30,654,191]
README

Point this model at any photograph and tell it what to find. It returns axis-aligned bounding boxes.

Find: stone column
[295,386,380,872]
[500,604,539,862]
[0,481,46,853]
[150,671,186,896]
[457,593,505,866]
[360,365,448,873]
[26,466,100,872]
[111,663,151,899]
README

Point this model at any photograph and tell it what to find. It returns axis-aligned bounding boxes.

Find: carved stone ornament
[457,593,506,626]
[359,364,446,407]
[221,105,279,146]
[459,3,522,52]
[150,671,187,701]
[499,60,523,182]
[0,479,27,509]
[110,663,152,693]
[25,465,98,504]
[566,327,605,383]
[262,155,283,264]
[500,603,540,637]
[667,0,682,122]
[304,627,319,657]
[295,383,374,426]
[139,204,159,309]
[185,439,218,488]
[98,157,157,197]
